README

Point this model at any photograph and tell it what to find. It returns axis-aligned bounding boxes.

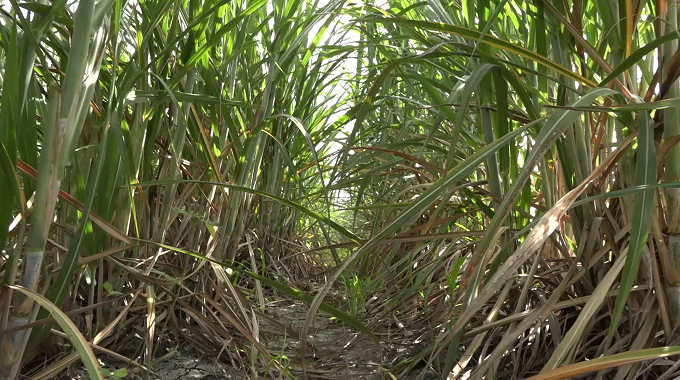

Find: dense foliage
[1,0,680,379]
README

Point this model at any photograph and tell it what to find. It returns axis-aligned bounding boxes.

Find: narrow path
[61,297,439,379]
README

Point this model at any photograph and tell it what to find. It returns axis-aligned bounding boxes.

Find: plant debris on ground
[4,0,680,379]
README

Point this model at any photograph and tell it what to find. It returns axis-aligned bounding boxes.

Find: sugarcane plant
[6,0,680,379]
[0,0,367,379]
[0,1,112,378]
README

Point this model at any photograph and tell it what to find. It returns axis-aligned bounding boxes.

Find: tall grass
[0,0,679,379]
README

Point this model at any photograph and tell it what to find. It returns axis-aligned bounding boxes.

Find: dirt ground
[256,298,437,380]
[59,297,438,379]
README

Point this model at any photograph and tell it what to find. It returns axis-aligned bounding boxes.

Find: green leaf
[7,285,104,380]
[607,113,656,346]
[113,368,128,378]
[363,16,598,88]
[599,31,680,87]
